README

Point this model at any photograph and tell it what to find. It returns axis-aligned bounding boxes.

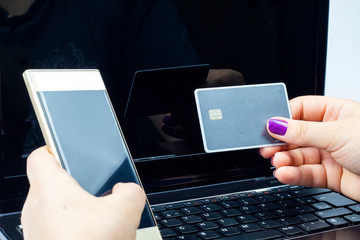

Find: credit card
[194,83,291,153]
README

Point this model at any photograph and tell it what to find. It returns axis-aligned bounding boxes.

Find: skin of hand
[21,147,146,240]
[259,96,360,201]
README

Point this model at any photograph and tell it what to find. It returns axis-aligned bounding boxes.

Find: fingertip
[274,166,302,186]
[267,118,289,137]
[112,182,146,202]
[259,146,284,159]
[27,146,62,185]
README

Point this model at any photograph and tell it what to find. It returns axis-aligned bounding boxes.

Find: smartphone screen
[23,70,160,235]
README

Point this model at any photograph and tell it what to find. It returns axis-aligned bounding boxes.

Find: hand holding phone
[22,146,147,240]
[23,69,162,239]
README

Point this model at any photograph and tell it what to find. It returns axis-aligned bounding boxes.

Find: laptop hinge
[147,177,283,205]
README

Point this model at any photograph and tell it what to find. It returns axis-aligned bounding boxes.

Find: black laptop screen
[132,0,329,193]
[0,0,328,197]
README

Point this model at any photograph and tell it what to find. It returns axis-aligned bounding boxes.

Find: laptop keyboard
[152,186,360,239]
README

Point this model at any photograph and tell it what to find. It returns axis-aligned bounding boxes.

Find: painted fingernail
[268,119,288,136]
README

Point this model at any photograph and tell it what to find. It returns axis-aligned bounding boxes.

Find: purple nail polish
[268,119,288,136]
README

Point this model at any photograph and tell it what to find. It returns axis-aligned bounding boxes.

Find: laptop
[2,0,360,239]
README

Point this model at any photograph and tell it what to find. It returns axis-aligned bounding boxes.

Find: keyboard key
[312,192,356,207]
[274,186,290,192]
[240,205,261,214]
[257,195,277,203]
[161,210,182,218]
[217,218,239,227]
[201,204,222,212]
[298,220,331,233]
[220,200,241,208]
[197,231,220,240]
[181,207,202,215]
[258,220,281,229]
[197,230,221,239]
[273,192,294,200]
[218,229,283,240]
[218,227,242,237]
[279,217,300,226]
[277,199,299,208]
[154,213,162,221]
[344,214,360,224]
[258,190,273,195]
[238,214,258,223]
[238,198,259,205]
[228,195,240,200]
[295,205,315,214]
[167,203,186,209]
[181,215,203,224]
[160,228,177,238]
[239,223,261,233]
[176,234,199,240]
[161,218,182,227]
[185,200,204,207]
[201,212,222,221]
[296,197,316,205]
[239,192,257,198]
[326,217,349,227]
[274,208,297,217]
[279,226,302,236]
[291,188,331,197]
[311,202,332,210]
[221,208,242,217]
[152,205,166,212]
[259,203,279,211]
[255,211,278,220]
[197,221,220,231]
[349,204,360,213]
[204,198,220,204]
[315,207,352,219]
[297,213,318,223]
[176,225,198,234]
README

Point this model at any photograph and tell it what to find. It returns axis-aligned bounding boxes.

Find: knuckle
[122,183,146,199]
[296,121,309,145]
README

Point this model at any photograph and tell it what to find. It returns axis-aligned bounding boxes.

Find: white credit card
[195,83,291,153]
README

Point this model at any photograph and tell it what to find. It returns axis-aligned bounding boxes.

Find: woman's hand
[259,96,360,201]
[21,147,146,240]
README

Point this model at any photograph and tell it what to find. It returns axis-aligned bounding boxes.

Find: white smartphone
[23,69,162,240]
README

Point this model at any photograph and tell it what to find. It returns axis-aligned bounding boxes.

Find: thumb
[267,117,341,151]
[105,183,146,222]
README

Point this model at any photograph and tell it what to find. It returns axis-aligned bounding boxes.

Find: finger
[274,165,327,188]
[271,147,322,168]
[27,146,65,186]
[106,183,146,225]
[267,117,341,151]
[289,96,353,121]
[341,169,360,202]
[259,144,298,159]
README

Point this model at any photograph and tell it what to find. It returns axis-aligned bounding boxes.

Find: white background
[325,0,360,102]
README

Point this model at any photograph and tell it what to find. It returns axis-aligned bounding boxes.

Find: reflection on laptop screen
[124,64,211,162]
[130,0,328,193]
